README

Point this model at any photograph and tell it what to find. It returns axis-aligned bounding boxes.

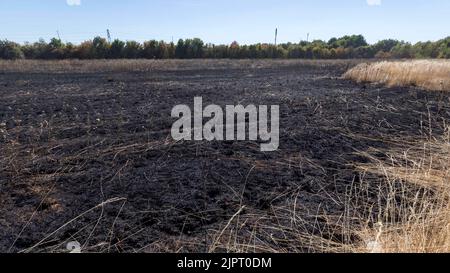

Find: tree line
[1,35,449,60]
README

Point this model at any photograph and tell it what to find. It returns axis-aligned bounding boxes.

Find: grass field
[0,59,448,253]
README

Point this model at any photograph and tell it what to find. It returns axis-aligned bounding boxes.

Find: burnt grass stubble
[0,60,448,252]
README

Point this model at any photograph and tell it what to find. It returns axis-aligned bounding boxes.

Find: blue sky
[0,0,449,45]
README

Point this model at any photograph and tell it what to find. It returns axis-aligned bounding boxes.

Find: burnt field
[0,60,449,253]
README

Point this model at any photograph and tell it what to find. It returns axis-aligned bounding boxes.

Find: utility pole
[307,33,310,42]
[274,28,278,46]
[107,29,112,43]
[57,30,61,40]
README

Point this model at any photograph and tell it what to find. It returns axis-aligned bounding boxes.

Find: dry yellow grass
[354,132,450,253]
[344,60,450,91]
[210,131,450,253]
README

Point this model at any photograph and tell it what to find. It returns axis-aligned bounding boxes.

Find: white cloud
[66,0,81,6]
[367,0,381,6]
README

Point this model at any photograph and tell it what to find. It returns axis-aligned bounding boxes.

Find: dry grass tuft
[210,131,450,253]
[354,132,450,253]
[344,60,450,91]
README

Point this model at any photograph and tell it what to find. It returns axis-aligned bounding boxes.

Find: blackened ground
[0,60,448,252]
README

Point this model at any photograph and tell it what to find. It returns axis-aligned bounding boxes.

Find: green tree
[123,41,142,59]
[175,39,186,58]
[92,36,110,59]
[2,34,450,60]
[373,39,400,53]
[391,42,414,58]
[0,40,24,60]
[109,39,125,58]
[142,40,159,58]
[46,38,66,59]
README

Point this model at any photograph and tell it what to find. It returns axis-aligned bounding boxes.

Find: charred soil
[0,60,448,252]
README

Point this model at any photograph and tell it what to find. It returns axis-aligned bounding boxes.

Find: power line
[107,29,112,43]
[274,28,278,46]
